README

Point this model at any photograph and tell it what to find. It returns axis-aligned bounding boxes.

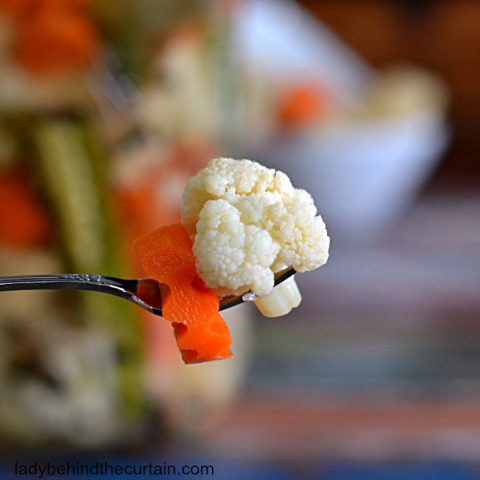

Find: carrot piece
[0,170,51,248]
[277,82,330,128]
[14,10,99,74]
[0,0,33,18]
[0,0,90,19]
[133,223,232,364]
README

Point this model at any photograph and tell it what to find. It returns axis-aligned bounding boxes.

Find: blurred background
[0,0,479,478]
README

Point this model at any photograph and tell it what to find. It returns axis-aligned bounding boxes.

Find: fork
[0,269,296,315]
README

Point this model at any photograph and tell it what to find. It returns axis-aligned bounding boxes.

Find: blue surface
[0,456,295,480]
[320,463,480,480]
[1,458,479,479]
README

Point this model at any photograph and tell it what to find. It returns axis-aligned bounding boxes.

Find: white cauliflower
[181,158,329,316]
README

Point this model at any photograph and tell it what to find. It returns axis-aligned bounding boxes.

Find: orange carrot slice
[133,223,232,364]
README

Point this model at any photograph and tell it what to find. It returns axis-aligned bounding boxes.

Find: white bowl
[258,112,450,242]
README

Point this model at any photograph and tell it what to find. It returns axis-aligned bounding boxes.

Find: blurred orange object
[0,0,90,20]
[0,0,35,18]
[134,223,232,364]
[277,82,331,128]
[0,169,52,248]
[0,0,99,75]
[116,140,217,244]
[14,9,99,74]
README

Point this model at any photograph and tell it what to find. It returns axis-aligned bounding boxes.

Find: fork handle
[0,274,125,294]
[0,274,163,316]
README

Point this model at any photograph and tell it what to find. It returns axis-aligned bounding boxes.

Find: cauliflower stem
[254,275,302,317]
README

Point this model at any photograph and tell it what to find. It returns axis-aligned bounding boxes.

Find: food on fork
[134,224,232,364]
[182,158,330,313]
[134,158,329,363]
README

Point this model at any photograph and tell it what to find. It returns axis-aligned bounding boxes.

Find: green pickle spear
[33,115,145,417]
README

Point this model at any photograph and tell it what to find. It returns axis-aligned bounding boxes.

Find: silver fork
[0,269,296,315]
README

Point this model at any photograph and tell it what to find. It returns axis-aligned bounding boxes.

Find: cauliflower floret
[181,158,330,300]
[194,199,280,297]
